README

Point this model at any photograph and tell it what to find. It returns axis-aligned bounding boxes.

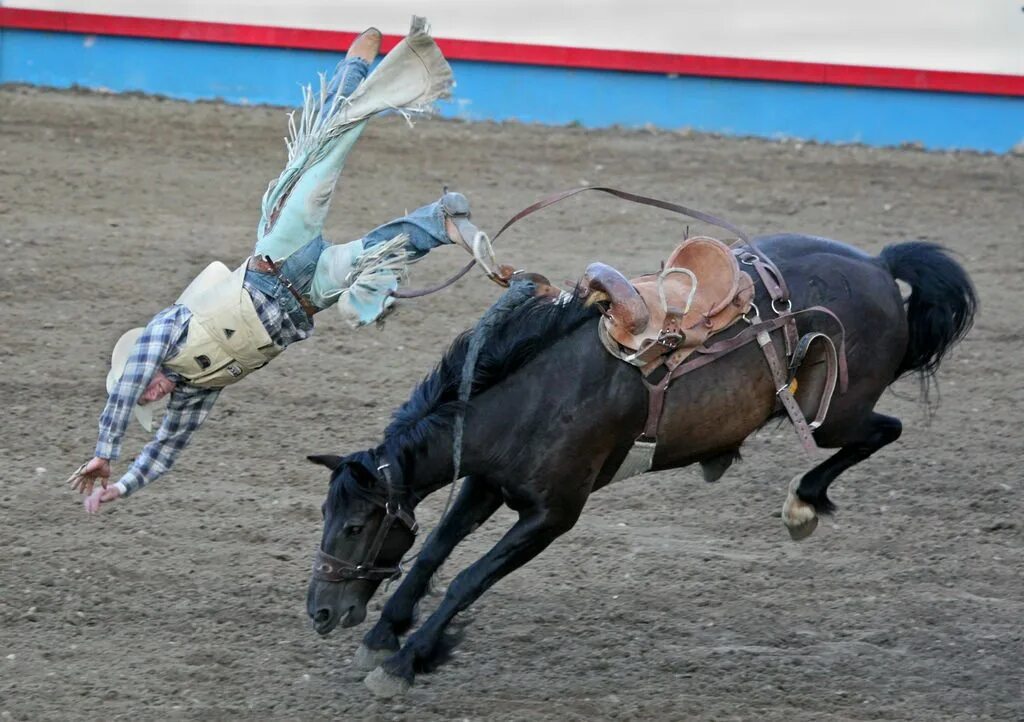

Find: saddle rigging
[580,231,847,481]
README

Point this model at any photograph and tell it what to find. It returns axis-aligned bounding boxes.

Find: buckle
[657,331,683,349]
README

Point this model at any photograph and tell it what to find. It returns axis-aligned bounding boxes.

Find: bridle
[311,459,419,584]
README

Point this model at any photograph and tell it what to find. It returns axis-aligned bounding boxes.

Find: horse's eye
[345,525,364,537]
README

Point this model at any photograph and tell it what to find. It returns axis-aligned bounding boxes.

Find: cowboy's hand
[84,484,122,514]
[67,457,111,496]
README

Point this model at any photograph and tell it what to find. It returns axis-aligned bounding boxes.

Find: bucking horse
[304,188,976,697]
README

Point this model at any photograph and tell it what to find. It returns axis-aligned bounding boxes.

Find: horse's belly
[651,340,777,469]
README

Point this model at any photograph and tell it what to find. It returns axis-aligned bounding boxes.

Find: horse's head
[305,452,418,635]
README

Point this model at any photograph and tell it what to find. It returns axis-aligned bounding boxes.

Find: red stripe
[2,7,1022,97]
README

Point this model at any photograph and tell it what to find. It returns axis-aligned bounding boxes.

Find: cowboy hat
[106,327,168,432]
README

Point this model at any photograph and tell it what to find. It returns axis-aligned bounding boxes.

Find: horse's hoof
[784,510,819,541]
[782,475,818,541]
[364,666,412,698]
[353,643,395,672]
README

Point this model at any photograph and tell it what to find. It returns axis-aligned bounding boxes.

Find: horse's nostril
[313,608,331,625]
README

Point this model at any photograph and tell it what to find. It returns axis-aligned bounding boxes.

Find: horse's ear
[347,460,379,489]
[307,454,344,471]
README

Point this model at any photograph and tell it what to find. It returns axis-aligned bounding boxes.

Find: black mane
[382,293,598,457]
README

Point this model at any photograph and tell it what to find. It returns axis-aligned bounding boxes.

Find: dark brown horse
[305,234,975,697]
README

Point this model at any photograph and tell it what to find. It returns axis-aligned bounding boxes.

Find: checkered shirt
[97,282,310,497]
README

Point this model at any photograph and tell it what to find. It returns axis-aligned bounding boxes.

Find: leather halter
[311,460,419,584]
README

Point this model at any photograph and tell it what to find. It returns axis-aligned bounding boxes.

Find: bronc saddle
[579,234,844,483]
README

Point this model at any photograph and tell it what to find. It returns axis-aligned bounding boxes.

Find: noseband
[312,460,418,584]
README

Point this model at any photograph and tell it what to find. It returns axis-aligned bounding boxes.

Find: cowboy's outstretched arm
[72,306,189,498]
[116,385,221,496]
[86,385,221,512]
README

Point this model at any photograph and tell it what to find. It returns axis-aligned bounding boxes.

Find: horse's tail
[879,242,977,380]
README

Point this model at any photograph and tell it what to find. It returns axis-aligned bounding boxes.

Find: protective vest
[164,261,283,388]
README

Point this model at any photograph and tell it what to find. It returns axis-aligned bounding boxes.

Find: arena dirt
[0,85,1022,721]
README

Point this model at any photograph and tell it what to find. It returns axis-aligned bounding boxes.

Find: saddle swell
[584,236,754,368]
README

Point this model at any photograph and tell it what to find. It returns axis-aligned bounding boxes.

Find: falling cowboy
[67,21,485,512]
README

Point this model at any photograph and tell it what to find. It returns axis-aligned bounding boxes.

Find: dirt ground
[0,85,1022,721]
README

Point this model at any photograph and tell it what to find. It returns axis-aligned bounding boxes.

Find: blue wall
[2,28,1022,152]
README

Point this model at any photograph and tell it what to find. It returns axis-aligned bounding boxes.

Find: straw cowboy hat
[106,327,168,433]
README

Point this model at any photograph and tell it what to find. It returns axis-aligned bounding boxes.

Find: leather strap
[640,375,671,442]
[248,255,320,318]
[669,306,849,393]
[393,185,754,299]
[390,257,478,299]
[734,244,790,303]
[632,306,848,457]
[756,328,819,453]
[735,248,798,355]
[490,185,752,244]
[311,547,403,583]
[377,462,419,533]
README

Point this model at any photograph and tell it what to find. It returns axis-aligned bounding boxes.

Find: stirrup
[472,231,517,287]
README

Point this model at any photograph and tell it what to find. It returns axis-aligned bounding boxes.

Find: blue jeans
[326,57,370,105]
[246,198,451,323]
[361,200,450,259]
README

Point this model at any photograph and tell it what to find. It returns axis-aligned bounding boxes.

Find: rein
[311,459,419,584]
[391,185,777,299]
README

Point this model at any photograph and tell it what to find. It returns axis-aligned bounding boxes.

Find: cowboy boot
[440,191,483,251]
[347,27,382,63]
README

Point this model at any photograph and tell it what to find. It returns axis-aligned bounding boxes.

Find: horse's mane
[382,293,599,460]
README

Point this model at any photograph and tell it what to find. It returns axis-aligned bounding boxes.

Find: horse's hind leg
[356,476,502,671]
[782,412,903,540]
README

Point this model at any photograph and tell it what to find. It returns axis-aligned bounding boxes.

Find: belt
[247,255,319,318]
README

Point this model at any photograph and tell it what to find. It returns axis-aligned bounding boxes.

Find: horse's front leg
[364,498,587,697]
[356,476,503,671]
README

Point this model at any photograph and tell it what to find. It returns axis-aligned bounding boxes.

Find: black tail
[879,242,977,380]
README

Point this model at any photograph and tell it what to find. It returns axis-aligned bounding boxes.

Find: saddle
[585,236,754,368]
[579,234,846,483]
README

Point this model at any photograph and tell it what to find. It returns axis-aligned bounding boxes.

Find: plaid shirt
[98,282,310,497]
